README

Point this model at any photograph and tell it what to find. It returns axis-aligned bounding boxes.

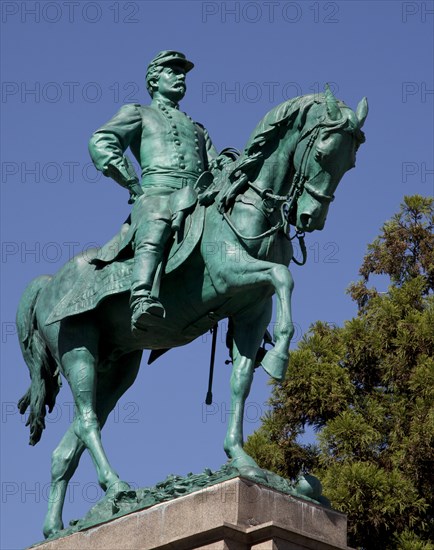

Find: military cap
[146,50,194,78]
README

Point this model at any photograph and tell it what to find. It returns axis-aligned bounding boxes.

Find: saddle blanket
[45,205,206,325]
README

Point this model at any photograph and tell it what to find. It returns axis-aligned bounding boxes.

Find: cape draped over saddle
[45,202,206,325]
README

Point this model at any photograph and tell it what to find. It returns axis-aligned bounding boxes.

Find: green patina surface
[17,49,367,540]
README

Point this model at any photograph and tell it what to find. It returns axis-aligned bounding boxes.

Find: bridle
[221,120,339,265]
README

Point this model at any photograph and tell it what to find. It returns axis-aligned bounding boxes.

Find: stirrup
[131,297,166,331]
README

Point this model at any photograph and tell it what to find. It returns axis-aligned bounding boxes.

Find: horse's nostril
[300,214,311,228]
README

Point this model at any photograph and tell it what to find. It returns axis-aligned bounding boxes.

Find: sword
[205,323,218,405]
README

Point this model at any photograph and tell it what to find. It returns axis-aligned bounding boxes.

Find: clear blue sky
[1,1,433,548]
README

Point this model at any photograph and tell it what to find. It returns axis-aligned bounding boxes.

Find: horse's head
[292,87,368,232]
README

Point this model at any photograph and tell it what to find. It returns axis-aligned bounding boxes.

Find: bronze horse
[17,89,367,537]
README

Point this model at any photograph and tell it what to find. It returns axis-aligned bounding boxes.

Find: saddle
[45,202,206,326]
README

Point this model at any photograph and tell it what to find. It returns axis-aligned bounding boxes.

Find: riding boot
[130,244,166,330]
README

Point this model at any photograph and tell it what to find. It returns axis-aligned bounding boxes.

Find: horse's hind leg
[43,424,84,537]
[62,345,121,491]
[43,350,142,538]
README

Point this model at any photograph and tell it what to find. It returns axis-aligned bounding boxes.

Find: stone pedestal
[33,478,352,549]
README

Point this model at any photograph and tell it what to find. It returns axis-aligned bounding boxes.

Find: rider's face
[154,65,186,102]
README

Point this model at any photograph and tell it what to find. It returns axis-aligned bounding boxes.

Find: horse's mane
[244,93,365,158]
[244,95,316,156]
[217,93,364,186]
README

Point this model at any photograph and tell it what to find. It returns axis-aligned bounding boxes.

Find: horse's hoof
[230,457,268,482]
[295,474,322,500]
[43,520,64,539]
[260,349,289,381]
[111,488,138,514]
[105,480,132,498]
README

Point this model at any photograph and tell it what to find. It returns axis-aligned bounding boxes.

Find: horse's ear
[356,97,369,128]
[325,83,341,121]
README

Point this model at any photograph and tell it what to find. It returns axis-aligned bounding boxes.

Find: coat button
[180,163,186,169]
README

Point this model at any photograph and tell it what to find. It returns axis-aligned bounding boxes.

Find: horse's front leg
[224,304,271,479]
[222,256,294,381]
[260,263,294,381]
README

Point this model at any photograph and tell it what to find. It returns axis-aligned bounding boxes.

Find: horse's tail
[16,275,61,446]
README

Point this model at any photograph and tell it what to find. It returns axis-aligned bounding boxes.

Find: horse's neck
[252,128,301,196]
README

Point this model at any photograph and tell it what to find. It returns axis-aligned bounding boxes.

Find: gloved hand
[105,156,143,204]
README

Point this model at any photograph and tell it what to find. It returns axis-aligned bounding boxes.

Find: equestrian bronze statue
[16,50,368,538]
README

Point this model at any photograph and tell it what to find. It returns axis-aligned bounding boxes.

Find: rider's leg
[130,193,172,326]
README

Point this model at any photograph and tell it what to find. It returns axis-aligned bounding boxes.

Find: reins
[220,125,328,266]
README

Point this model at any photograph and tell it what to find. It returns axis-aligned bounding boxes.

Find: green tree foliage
[245,196,434,549]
